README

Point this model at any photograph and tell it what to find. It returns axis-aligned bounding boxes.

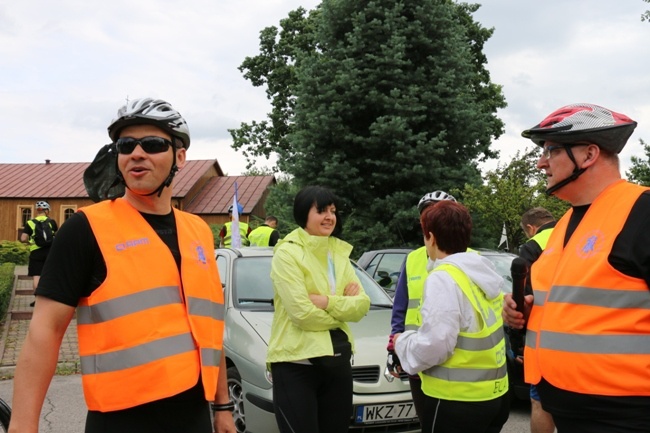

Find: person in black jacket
[519,207,556,296]
[518,207,556,433]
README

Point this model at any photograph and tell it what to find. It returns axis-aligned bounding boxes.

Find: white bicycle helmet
[417,190,456,213]
[522,103,636,154]
[35,201,50,211]
[107,98,191,149]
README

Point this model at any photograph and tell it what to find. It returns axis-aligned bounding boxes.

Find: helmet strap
[545,145,587,195]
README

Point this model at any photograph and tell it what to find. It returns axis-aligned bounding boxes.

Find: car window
[376,253,407,277]
[233,257,274,310]
[364,253,382,278]
[352,262,393,306]
[230,256,392,310]
[482,254,515,294]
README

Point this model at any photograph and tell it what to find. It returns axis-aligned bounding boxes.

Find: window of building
[17,206,33,241]
[62,206,77,221]
[20,206,32,227]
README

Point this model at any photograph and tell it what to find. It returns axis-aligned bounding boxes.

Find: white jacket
[395,252,504,375]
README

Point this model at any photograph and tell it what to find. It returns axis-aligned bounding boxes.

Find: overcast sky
[1,1,649,177]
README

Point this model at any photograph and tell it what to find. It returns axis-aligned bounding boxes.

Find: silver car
[215,247,420,433]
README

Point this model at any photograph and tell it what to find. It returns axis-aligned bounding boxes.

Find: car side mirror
[376,270,392,287]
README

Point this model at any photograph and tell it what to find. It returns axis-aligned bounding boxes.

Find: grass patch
[55,362,81,376]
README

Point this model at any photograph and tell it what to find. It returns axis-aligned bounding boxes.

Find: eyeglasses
[541,144,566,160]
[115,136,174,155]
[541,143,590,160]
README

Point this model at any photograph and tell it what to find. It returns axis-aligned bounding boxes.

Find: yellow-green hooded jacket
[267,227,371,363]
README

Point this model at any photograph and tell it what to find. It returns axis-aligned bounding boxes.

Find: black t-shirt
[537,191,650,419]
[36,208,205,412]
[36,211,181,305]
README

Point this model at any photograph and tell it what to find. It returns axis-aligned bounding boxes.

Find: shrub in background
[0,263,15,321]
[0,240,29,265]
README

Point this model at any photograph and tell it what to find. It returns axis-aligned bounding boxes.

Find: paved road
[0,374,531,432]
[0,375,86,432]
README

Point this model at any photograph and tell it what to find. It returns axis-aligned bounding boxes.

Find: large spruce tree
[232,1,506,251]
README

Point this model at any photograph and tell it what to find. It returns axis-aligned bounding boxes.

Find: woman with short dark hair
[267,185,370,433]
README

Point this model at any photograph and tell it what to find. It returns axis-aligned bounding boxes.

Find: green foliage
[235,0,507,253]
[229,7,321,171]
[459,147,569,253]
[262,174,301,238]
[242,166,275,177]
[626,139,650,186]
[0,240,30,265]
[209,224,221,248]
[0,263,15,323]
[643,0,650,22]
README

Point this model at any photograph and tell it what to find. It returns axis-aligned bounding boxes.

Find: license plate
[354,402,417,425]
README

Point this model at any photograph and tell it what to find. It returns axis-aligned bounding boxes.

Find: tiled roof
[0,160,225,199]
[186,175,276,214]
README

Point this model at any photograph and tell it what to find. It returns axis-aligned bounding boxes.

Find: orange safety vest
[525,180,650,396]
[78,199,224,411]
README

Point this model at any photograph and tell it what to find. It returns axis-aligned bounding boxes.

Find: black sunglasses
[115,136,174,155]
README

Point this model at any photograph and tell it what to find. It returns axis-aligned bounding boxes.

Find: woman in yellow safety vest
[394,200,510,433]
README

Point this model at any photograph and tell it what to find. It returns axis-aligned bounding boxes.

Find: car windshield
[482,253,515,294]
[231,256,393,310]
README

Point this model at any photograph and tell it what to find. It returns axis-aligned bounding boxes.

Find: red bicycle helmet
[522,103,637,154]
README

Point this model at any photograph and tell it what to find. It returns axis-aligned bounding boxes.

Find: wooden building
[0,160,275,241]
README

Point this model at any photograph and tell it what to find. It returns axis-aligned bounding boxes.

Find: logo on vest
[575,229,605,259]
[115,237,150,251]
[192,241,208,267]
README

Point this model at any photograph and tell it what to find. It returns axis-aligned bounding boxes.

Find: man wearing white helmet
[20,200,58,306]
[503,103,650,432]
[385,190,456,423]
[11,98,236,433]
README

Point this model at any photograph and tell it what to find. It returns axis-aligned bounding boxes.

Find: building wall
[1,197,256,242]
[1,198,94,241]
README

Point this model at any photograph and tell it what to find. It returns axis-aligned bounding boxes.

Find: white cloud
[1,0,649,179]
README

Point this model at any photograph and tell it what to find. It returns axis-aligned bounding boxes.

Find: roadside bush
[0,241,29,265]
[0,263,15,321]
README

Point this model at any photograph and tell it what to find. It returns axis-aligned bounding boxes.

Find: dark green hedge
[0,241,29,265]
[0,263,15,321]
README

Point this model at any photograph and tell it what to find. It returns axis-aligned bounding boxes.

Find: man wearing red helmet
[503,103,650,432]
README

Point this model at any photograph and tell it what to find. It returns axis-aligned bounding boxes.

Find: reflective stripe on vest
[80,199,225,411]
[404,247,428,331]
[525,181,650,396]
[420,263,508,401]
[249,225,274,246]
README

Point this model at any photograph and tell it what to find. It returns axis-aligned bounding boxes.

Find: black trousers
[271,361,352,433]
[419,393,510,433]
[537,379,650,433]
[408,375,426,426]
[84,381,211,433]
